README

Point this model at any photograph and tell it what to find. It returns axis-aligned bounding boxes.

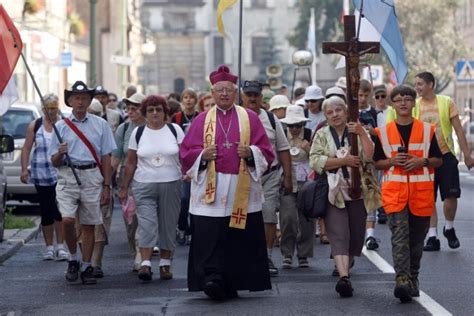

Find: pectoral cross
[223,141,233,149]
[322,15,380,199]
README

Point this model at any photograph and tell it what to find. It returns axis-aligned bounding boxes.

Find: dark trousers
[388,206,430,278]
[35,184,62,226]
[178,181,191,234]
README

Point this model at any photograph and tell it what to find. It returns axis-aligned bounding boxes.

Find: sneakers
[268,258,279,276]
[80,266,97,285]
[176,229,186,246]
[335,276,353,297]
[410,276,420,297]
[394,275,412,303]
[298,257,309,268]
[92,266,104,278]
[43,249,55,261]
[65,260,80,282]
[138,265,153,282]
[423,236,440,251]
[159,265,173,280]
[365,236,379,250]
[443,227,460,249]
[55,248,69,261]
[282,256,292,269]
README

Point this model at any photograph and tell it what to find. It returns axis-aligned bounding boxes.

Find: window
[251,36,268,64]
[2,109,36,139]
[213,37,225,67]
[251,0,267,8]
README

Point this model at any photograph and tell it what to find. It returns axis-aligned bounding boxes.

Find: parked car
[1,103,41,203]
[0,134,15,242]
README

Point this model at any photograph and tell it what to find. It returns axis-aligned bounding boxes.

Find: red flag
[0,4,23,94]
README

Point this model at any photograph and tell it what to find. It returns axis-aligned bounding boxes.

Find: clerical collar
[216,104,235,115]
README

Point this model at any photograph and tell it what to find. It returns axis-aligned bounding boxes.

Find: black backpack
[135,123,178,145]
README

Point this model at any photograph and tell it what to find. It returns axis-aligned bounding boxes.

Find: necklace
[217,109,234,149]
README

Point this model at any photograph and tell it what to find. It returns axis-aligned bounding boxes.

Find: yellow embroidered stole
[203,106,251,229]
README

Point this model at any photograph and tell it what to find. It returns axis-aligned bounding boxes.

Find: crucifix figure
[322,15,380,199]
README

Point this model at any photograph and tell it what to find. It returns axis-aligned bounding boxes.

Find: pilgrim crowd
[20,65,473,303]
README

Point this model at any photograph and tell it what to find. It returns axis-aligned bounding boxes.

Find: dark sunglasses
[287,123,305,128]
[306,99,321,103]
[375,94,386,100]
[146,107,164,113]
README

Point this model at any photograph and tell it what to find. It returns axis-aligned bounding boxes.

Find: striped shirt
[30,125,57,186]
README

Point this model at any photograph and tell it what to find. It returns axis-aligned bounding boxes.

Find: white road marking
[362,247,452,315]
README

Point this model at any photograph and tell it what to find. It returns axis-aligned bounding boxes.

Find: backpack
[34,117,43,135]
[135,123,178,145]
[266,110,276,130]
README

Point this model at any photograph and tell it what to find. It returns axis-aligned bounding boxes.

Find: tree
[287,0,344,52]
[395,0,465,92]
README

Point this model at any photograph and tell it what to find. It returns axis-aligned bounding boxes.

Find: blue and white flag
[352,0,408,84]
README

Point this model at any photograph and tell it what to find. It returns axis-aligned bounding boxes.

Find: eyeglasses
[375,94,386,100]
[126,105,139,111]
[109,98,117,102]
[306,99,321,103]
[287,123,305,128]
[393,97,415,103]
[146,107,164,113]
[214,88,234,94]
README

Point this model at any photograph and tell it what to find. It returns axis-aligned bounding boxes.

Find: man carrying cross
[180,65,275,300]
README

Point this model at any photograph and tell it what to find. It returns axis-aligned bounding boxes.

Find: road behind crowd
[1,167,473,315]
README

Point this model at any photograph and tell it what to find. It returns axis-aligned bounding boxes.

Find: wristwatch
[423,158,429,167]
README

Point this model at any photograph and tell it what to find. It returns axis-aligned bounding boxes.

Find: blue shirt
[49,112,117,165]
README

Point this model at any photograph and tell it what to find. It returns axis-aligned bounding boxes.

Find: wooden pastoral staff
[322,15,379,199]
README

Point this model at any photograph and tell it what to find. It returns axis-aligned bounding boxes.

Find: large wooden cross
[322,15,380,199]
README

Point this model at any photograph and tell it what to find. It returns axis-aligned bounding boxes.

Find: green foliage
[287,0,344,52]
[4,208,35,230]
[396,0,464,92]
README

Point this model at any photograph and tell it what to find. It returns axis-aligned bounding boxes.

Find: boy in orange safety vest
[373,85,443,303]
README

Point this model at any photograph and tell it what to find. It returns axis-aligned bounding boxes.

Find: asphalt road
[0,168,473,315]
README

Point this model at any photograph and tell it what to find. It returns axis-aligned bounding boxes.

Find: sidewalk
[0,217,40,263]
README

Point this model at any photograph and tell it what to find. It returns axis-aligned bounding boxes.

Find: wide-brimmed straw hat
[280,105,310,125]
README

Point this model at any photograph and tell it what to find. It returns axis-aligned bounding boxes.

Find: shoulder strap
[122,122,129,139]
[329,126,350,179]
[135,125,146,145]
[175,111,182,125]
[63,118,102,169]
[34,117,43,135]
[303,128,312,142]
[166,123,178,140]
[304,108,309,118]
[266,111,276,130]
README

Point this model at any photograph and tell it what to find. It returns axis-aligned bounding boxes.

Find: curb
[0,217,41,264]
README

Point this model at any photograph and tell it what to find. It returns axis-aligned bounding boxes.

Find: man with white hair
[180,65,275,300]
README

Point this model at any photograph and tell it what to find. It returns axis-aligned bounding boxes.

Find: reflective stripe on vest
[376,119,435,216]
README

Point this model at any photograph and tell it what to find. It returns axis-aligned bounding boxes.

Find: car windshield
[2,109,36,139]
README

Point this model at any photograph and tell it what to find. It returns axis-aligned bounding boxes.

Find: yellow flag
[217,0,237,36]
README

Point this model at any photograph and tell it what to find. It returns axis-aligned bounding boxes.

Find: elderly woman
[20,94,69,261]
[119,95,185,282]
[310,96,380,298]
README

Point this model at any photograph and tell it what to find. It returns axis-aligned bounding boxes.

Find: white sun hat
[303,85,324,100]
[280,105,310,125]
[269,95,291,111]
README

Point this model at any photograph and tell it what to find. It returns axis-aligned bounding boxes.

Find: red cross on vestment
[231,208,247,224]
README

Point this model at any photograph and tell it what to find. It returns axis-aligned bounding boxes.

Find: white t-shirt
[128,124,185,183]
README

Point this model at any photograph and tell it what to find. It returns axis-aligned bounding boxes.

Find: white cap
[303,85,324,101]
[88,99,103,116]
[123,92,145,105]
[280,105,310,125]
[325,86,346,99]
[335,76,347,89]
[269,95,291,112]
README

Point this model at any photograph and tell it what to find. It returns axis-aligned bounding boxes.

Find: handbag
[297,173,329,220]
